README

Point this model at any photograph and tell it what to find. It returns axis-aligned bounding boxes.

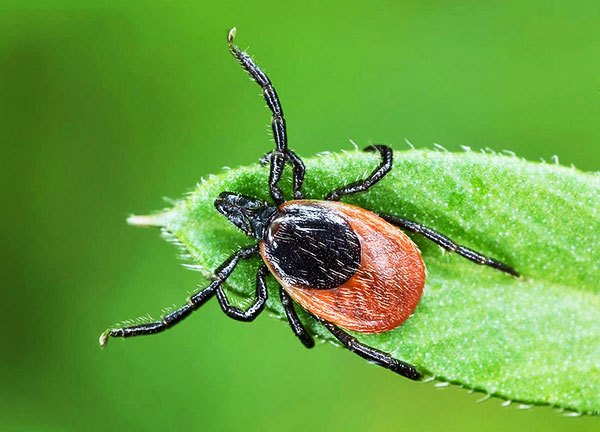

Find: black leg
[326,145,393,201]
[286,150,306,200]
[261,150,305,200]
[268,151,286,204]
[228,28,304,204]
[315,316,421,380]
[216,265,269,321]
[99,245,259,347]
[377,213,520,277]
[280,287,315,348]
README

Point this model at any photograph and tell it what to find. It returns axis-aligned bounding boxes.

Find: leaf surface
[130,149,600,415]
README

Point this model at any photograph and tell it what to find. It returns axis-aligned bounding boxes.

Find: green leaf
[127,149,600,415]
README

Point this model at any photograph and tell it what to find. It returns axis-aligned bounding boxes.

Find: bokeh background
[2,1,599,431]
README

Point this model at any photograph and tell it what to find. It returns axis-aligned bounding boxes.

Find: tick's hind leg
[326,145,393,201]
[378,213,519,277]
[280,287,315,348]
[315,316,421,380]
[99,245,259,347]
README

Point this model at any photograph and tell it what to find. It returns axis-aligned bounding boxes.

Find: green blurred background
[2,1,599,431]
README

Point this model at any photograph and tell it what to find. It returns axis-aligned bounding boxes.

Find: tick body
[100,27,519,381]
[261,200,425,333]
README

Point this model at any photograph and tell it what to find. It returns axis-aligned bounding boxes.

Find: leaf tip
[127,214,164,227]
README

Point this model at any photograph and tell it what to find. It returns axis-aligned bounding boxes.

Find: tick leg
[326,145,393,201]
[286,150,306,200]
[316,316,421,380]
[378,213,520,277]
[99,245,259,347]
[280,287,315,348]
[216,265,268,322]
[268,151,286,204]
[261,150,305,200]
[228,28,304,204]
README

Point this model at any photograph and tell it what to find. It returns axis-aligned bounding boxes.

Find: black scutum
[262,203,361,289]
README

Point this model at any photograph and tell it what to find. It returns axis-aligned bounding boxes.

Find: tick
[100,28,519,380]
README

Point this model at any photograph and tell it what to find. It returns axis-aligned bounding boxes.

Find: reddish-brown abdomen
[261,200,426,333]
